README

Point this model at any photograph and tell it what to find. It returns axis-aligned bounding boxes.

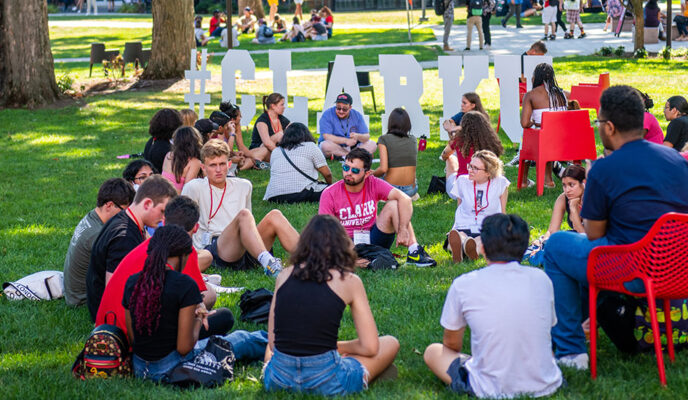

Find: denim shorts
[392,181,418,197]
[264,348,368,395]
[447,354,475,396]
[133,349,197,382]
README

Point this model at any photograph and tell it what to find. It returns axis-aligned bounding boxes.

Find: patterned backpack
[72,312,132,379]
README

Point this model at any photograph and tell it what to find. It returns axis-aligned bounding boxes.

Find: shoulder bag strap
[280,147,319,183]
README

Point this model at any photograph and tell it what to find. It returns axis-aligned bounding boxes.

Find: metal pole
[226,0,233,48]
[405,0,413,43]
[666,0,672,48]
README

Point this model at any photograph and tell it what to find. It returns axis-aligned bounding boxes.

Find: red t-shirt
[95,238,207,335]
[209,16,224,33]
[325,15,334,25]
[450,140,474,176]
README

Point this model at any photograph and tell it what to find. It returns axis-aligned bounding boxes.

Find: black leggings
[199,307,235,339]
[555,9,567,32]
[482,13,492,45]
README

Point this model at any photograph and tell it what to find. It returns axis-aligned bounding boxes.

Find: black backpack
[239,288,273,324]
[354,244,399,271]
[72,313,132,380]
[434,0,447,15]
[263,26,274,38]
[470,0,485,15]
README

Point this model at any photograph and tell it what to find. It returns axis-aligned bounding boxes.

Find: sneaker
[578,32,586,38]
[462,237,479,260]
[506,153,520,167]
[203,274,222,285]
[501,18,507,28]
[564,32,573,39]
[542,35,549,40]
[443,44,455,51]
[552,161,567,179]
[557,353,589,370]
[264,258,283,278]
[407,246,437,267]
[448,230,463,263]
[516,24,524,28]
[464,47,471,51]
[549,34,556,40]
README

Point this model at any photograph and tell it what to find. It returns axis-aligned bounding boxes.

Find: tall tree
[630,0,644,51]
[238,0,266,19]
[141,0,194,80]
[0,0,60,108]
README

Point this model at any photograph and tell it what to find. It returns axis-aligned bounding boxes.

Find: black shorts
[454,228,480,238]
[206,237,260,271]
[370,224,396,249]
[447,355,475,396]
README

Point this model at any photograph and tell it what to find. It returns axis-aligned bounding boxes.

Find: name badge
[353,230,371,245]
[201,231,211,247]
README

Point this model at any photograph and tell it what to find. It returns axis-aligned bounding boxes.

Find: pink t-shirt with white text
[644,112,664,144]
[318,176,394,237]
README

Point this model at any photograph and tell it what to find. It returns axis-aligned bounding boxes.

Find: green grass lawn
[2,57,688,398]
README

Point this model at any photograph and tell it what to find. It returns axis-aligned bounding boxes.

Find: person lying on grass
[181,139,299,277]
[425,213,563,399]
[318,147,437,267]
[123,224,268,383]
[445,150,509,263]
[264,215,400,395]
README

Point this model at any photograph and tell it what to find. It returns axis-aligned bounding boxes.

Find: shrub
[597,46,613,56]
[614,46,626,57]
[660,46,672,60]
[47,3,59,13]
[56,73,74,93]
[119,2,146,13]
[634,47,647,59]
[196,0,225,14]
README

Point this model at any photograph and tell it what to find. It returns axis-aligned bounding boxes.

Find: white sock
[257,251,275,268]
[408,243,420,253]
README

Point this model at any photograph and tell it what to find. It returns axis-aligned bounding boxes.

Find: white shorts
[542,6,557,24]
[294,0,304,4]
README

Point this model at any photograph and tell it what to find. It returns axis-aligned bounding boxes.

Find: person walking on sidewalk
[563,0,586,38]
[466,0,486,50]
[442,0,456,51]
[502,0,524,28]
[482,0,496,47]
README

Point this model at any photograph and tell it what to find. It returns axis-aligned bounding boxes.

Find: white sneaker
[506,153,520,167]
[557,353,589,370]
[203,274,222,285]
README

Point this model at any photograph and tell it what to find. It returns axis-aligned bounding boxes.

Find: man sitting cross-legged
[86,175,178,321]
[95,195,233,339]
[318,147,436,267]
[318,93,377,160]
[64,178,135,307]
[544,85,688,370]
[182,139,299,277]
[425,214,563,398]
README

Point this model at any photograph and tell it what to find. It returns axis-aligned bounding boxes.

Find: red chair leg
[647,287,667,386]
[517,153,524,191]
[664,299,675,362]
[536,157,546,197]
[589,285,599,380]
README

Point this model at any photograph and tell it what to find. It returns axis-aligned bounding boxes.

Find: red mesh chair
[569,73,610,114]
[588,213,688,386]
[516,110,597,196]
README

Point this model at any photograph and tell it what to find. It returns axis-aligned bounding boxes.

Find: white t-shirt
[450,175,510,233]
[440,262,563,398]
[564,0,580,10]
[194,27,205,42]
[181,177,252,250]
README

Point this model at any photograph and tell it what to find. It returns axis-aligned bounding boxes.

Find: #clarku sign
[185,49,552,143]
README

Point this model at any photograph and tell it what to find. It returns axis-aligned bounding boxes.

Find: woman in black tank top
[264,215,400,395]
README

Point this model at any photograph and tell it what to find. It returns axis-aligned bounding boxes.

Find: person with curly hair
[520,63,569,189]
[143,108,183,173]
[440,111,503,199]
[442,92,489,137]
[264,215,400,395]
[161,127,204,194]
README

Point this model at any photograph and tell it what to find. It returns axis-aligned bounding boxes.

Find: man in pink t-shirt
[319,148,436,267]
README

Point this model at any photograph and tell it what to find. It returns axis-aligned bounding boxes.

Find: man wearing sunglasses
[319,148,436,267]
[318,93,377,160]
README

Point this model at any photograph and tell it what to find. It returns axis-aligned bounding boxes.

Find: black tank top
[274,270,346,356]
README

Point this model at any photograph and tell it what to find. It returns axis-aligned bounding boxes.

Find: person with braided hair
[123,224,268,382]
[519,63,570,189]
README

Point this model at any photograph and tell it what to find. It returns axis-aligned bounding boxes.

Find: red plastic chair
[569,73,610,114]
[588,213,688,386]
[516,110,597,196]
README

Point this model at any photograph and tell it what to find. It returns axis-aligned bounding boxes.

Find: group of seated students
[62,61,688,395]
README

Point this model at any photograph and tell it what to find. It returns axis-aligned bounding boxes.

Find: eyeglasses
[593,119,609,125]
[342,164,362,174]
[335,107,349,112]
[133,173,152,183]
[113,203,125,211]
[467,164,485,171]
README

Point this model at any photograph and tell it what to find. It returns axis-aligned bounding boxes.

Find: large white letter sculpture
[185,49,211,118]
[317,55,368,133]
[437,55,489,140]
[523,55,553,91]
[269,50,308,125]
[221,50,256,126]
[379,54,429,138]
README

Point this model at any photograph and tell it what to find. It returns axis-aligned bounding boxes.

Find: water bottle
[418,135,427,152]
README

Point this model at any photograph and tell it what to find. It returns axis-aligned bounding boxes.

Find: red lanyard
[126,208,145,240]
[473,179,491,220]
[208,181,227,222]
[345,181,366,227]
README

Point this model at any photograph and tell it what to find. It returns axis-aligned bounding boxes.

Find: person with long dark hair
[250,93,290,164]
[372,108,419,197]
[264,123,333,203]
[520,63,570,188]
[124,224,268,382]
[219,101,256,171]
[161,127,203,194]
[442,92,489,137]
[663,95,688,151]
[123,159,155,191]
[637,90,663,144]
[263,215,400,395]
[143,108,183,173]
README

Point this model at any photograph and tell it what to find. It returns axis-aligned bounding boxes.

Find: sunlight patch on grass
[28,134,74,146]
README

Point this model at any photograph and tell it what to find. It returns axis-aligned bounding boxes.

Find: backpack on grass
[239,288,273,324]
[263,26,274,38]
[72,312,132,380]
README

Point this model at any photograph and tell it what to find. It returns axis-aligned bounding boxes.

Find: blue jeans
[133,330,268,382]
[392,181,418,197]
[544,231,609,357]
[264,348,367,395]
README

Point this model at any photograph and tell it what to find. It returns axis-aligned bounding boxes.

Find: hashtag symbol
[184,49,211,118]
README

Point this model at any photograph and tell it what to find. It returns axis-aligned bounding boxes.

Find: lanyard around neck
[473,179,491,220]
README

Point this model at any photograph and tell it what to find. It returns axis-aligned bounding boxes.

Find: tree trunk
[0,0,60,108]
[238,0,265,19]
[141,0,194,80]
[630,0,644,51]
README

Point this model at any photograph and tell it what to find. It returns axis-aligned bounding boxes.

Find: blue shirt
[318,107,369,144]
[581,139,688,245]
[450,112,465,125]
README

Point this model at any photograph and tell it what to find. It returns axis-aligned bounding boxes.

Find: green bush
[597,46,613,56]
[47,3,59,14]
[660,46,672,60]
[634,47,647,59]
[56,73,74,93]
[614,45,626,57]
[196,0,231,14]
[118,2,146,13]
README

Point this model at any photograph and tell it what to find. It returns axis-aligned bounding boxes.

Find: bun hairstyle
[263,93,285,112]
[561,164,586,183]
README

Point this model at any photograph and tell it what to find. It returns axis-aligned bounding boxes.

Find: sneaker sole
[448,230,463,263]
[408,261,437,267]
[464,237,479,260]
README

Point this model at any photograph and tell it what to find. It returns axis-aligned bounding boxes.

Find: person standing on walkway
[443,0,456,51]
[86,0,97,15]
[542,0,558,39]
[563,0,586,38]
[466,0,485,50]
[482,0,496,47]
[501,0,523,28]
